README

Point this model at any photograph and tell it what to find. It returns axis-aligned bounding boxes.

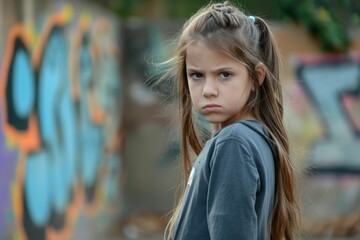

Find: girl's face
[186,41,254,128]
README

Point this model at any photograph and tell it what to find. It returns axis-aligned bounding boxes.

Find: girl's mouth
[203,104,221,111]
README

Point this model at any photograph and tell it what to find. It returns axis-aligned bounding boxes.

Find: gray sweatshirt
[172,120,276,240]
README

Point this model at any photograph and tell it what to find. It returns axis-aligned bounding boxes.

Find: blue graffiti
[12,49,35,118]
[58,80,77,200]
[37,27,71,216]
[298,61,360,172]
[25,151,50,226]
[6,25,106,236]
[6,40,32,131]
[2,15,122,239]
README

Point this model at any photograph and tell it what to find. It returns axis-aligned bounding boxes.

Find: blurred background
[0,0,360,239]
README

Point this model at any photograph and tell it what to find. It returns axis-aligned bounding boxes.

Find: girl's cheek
[189,94,197,105]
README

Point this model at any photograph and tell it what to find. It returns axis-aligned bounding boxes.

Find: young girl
[161,1,300,239]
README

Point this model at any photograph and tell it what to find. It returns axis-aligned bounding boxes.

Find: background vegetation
[87,0,360,52]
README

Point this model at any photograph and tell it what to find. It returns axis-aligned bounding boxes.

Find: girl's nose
[202,79,218,98]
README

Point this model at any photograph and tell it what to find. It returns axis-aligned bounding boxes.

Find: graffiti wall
[286,54,360,235]
[276,25,360,237]
[296,54,360,172]
[0,1,122,239]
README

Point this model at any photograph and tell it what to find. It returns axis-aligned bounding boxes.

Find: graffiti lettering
[297,57,360,172]
[0,8,122,240]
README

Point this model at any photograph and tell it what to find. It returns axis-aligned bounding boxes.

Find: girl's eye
[220,72,232,79]
[190,72,203,80]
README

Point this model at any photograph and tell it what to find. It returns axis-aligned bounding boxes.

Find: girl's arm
[207,139,260,239]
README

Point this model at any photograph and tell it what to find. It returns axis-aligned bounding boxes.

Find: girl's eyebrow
[186,67,202,72]
[213,66,235,71]
[187,65,236,71]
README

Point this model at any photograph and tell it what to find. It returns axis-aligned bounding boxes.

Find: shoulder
[207,122,258,164]
[211,120,273,159]
[206,123,261,182]
[214,120,262,145]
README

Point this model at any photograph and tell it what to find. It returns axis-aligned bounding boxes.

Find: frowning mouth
[203,104,221,111]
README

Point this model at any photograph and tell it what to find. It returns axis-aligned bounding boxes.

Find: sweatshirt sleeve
[207,138,260,240]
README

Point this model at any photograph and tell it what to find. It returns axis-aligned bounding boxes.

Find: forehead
[185,40,244,67]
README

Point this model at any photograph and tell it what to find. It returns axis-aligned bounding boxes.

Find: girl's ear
[255,63,266,87]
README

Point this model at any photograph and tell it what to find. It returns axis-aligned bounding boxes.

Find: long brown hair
[162,1,300,239]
